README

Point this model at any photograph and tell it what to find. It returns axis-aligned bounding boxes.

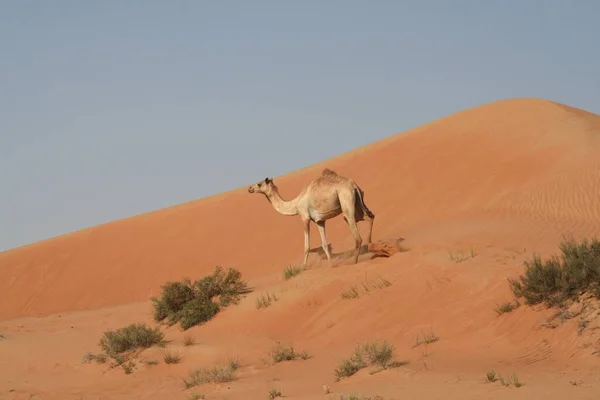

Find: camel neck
[266,187,298,216]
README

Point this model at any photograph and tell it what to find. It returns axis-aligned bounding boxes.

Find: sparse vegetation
[578,319,589,335]
[334,340,406,381]
[283,265,303,280]
[341,286,360,299]
[341,276,392,300]
[489,370,523,388]
[92,323,166,374]
[486,369,497,382]
[509,236,600,307]
[512,371,523,387]
[183,358,240,389]
[338,395,385,400]
[362,276,392,292]
[99,323,166,364]
[163,349,181,364]
[412,328,439,347]
[189,392,205,400]
[268,341,310,363]
[268,387,282,399]
[82,352,107,364]
[256,292,278,309]
[183,334,196,346]
[122,361,135,374]
[495,300,519,315]
[449,245,476,262]
[151,266,251,330]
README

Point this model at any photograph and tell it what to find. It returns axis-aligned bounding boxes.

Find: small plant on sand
[449,245,476,262]
[183,334,196,346]
[256,292,278,309]
[164,349,181,364]
[268,341,310,364]
[494,300,519,315]
[122,360,135,374]
[82,352,107,364]
[412,327,439,347]
[189,393,205,400]
[339,394,385,400]
[151,266,251,330]
[486,369,497,382]
[98,323,166,372]
[334,340,406,381]
[283,265,303,280]
[512,371,523,387]
[268,387,282,399]
[341,286,360,299]
[493,371,523,387]
[183,358,240,389]
[341,275,392,300]
[360,276,392,293]
[509,236,600,308]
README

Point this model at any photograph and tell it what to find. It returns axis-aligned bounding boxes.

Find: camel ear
[265,177,272,184]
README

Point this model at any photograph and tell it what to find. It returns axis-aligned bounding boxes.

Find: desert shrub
[268,342,310,363]
[151,266,250,330]
[334,340,405,381]
[283,265,303,280]
[509,236,600,307]
[99,323,165,359]
[179,298,220,330]
[151,279,196,323]
[183,334,196,346]
[183,358,240,388]
[268,388,282,399]
[163,349,181,364]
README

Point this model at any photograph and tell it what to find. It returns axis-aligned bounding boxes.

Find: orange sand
[2,98,600,399]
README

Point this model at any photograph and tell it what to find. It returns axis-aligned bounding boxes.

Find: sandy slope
[2,97,600,399]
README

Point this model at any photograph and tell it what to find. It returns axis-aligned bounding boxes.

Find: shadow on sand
[307,237,408,267]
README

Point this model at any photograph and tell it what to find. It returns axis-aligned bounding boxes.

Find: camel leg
[316,220,333,266]
[302,219,311,267]
[365,213,374,244]
[345,213,363,264]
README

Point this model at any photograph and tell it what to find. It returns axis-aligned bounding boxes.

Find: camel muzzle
[248,187,255,193]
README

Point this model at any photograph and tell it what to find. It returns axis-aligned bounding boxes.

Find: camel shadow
[309,237,407,266]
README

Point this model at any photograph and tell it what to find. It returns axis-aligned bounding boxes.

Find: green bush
[179,298,220,330]
[151,266,250,330]
[334,340,405,381]
[509,236,600,307]
[99,323,165,359]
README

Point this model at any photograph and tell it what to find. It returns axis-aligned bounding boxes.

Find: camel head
[248,177,275,196]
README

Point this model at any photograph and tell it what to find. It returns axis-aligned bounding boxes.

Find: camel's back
[316,168,352,186]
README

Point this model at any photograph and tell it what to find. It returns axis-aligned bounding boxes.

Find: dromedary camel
[248,168,375,266]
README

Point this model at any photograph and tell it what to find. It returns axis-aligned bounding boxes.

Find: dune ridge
[2,97,600,399]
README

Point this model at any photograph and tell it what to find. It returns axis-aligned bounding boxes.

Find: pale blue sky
[1,1,599,251]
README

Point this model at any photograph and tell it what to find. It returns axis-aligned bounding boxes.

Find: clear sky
[1,1,599,252]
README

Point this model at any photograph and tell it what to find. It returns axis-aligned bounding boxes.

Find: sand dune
[2,97,600,399]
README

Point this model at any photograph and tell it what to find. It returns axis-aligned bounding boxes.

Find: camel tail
[353,183,375,219]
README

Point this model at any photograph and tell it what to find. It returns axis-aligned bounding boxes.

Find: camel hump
[321,168,338,177]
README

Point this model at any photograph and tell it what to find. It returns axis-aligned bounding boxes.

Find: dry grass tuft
[256,292,278,309]
[183,358,241,389]
[268,341,310,364]
[334,340,406,381]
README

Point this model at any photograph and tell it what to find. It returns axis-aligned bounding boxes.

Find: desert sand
[2,97,600,399]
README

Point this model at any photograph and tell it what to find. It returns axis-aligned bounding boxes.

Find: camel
[248,168,375,266]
